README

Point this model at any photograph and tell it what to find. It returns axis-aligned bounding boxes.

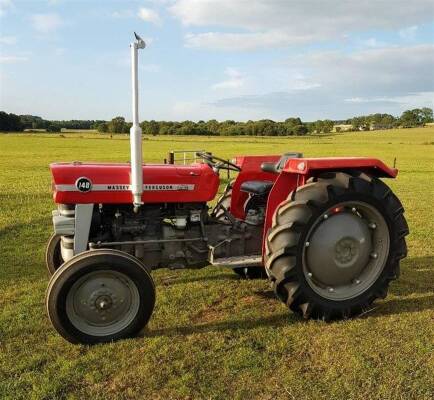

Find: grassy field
[0,128,433,399]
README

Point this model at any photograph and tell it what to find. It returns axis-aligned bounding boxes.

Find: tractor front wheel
[45,234,63,276]
[265,171,408,320]
[46,249,155,344]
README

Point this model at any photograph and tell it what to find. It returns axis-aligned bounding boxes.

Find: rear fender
[282,157,397,178]
[261,157,398,260]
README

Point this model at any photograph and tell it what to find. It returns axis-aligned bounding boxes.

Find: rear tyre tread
[265,171,409,320]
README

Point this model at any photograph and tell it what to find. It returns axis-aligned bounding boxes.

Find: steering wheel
[196,151,241,172]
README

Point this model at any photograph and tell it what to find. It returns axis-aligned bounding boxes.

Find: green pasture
[0,128,433,399]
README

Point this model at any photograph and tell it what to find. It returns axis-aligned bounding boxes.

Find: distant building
[333,124,352,132]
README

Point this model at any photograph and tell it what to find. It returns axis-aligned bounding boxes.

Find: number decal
[75,177,93,193]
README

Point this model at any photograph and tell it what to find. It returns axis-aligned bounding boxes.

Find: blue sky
[0,0,433,122]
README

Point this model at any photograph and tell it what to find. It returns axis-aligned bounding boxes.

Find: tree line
[0,113,104,132]
[347,108,433,131]
[0,108,432,135]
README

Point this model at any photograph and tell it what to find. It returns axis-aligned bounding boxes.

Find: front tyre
[46,249,155,344]
[45,234,63,276]
[265,172,408,320]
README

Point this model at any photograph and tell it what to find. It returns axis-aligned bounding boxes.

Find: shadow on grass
[165,257,433,296]
[0,216,51,238]
[146,292,434,338]
[144,312,297,338]
[391,256,434,296]
[162,272,240,285]
[364,293,434,319]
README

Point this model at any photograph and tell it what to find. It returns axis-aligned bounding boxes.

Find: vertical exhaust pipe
[130,32,146,210]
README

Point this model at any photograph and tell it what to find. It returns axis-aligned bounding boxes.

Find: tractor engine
[58,202,263,270]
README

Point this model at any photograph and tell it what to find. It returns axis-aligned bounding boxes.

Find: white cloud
[185,31,312,51]
[0,0,13,17]
[138,7,161,25]
[112,10,135,18]
[212,67,244,90]
[0,55,28,63]
[0,35,16,45]
[170,0,434,50]
[399,25,418,40]
[297,44,434,96]
[345,92,434,106]
[210,44,434,120]
[360,38,385,48]
[31,13,63,33]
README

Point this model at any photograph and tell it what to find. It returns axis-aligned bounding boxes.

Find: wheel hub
[95,295,113,311]
[334,237,358,264]
[302,201,390,301]
[306,212,372,286]
[66,270,140,336]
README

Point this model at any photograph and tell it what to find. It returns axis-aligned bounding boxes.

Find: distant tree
[399,109,421,128]
[322,120,334,133]
[47,124,61,132]
[0,111,23,131]
[351,116,370,131]
[122,122,132,134]
[148,120,159,136]
[97,122,109,133]
[20,115,44,129]
[108,116,127,133]
[420,107,433,124]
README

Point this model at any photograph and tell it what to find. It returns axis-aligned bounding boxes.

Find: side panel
[73,204,94,255]
[261,172,300,257]
[51,163,220,204]
[231,155,280,218]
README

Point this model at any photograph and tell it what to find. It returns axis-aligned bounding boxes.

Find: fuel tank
[50,162,220,204]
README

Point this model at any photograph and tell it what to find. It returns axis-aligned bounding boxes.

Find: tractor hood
[50,162,219,205]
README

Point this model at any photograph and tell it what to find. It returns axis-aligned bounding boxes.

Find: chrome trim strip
[55,183,195,192]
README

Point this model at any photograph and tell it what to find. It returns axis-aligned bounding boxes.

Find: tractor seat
[240,180,273,196]
[261,152,303,174]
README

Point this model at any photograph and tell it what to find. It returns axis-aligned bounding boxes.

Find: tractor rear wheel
[45,234,63,276]
[265,171,408,320]
[46,249,155,344]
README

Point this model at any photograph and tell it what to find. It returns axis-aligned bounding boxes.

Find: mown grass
[0,128,433,399]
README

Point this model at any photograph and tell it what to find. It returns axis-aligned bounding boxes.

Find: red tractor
[45,34,408,344]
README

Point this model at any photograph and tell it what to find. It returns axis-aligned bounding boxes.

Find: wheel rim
[66,270,140,336]
[302,201,390,301]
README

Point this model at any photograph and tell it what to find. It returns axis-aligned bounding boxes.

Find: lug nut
[369,222,377,229]
[370,252,378,259]
[328,287,334,293]
[305,242,310,247]
[351,207,357,213]
[354,279,361,284]
[323,214,329,220]
[307,272,312,278]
